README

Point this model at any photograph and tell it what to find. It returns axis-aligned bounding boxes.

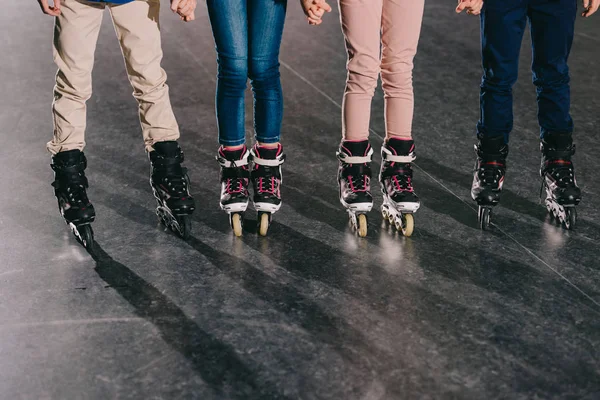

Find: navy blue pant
[478,0,577,142]
[207,0,287,146]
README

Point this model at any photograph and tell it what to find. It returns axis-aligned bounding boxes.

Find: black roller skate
[216,145,251,237]
[337,140,373,237]
[250,144,285,236]
[540,132,581,230]
[379,138,420,237]
[471,135,508,230]
[149,141,195,239]
[51,150,96,251]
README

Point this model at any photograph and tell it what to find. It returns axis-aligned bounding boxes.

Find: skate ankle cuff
[381,147,415,163]
[217,150,250,168]
[250,149,285,167]
[337,147,373,164]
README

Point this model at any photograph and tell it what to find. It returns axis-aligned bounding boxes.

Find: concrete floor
[1,1,599,399]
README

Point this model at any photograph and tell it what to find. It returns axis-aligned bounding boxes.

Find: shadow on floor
[89,242,289,400]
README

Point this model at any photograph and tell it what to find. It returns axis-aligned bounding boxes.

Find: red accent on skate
[483,161,504,166]
[548,160,572,165]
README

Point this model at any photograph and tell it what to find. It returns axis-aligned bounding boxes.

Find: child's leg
[206,0,249,148]
[47,0,105,155]
[529,0,577,139]
[338,0,384,141]
[380,0,424,140]
[248,0,287,147]
[478,0,528,143]
[109,0,180,152]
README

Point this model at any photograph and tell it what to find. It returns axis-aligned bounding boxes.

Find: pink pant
[338,0,425,141]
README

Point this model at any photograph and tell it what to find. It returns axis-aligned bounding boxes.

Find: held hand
[37,0,61,16]
[172,0,197,22]
[183,11,196,22]
[582,0,599,17]
[301,0,332,25]
[456,0,483,16]
[178,0,197,18]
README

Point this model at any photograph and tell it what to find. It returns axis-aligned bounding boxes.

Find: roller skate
[379,138,420,237]
[337,140,373,237]
[51,150,96,251]
[250,143,285,236]
[471,135,508,230]
[217,145,251,237]
[149,141,195,240]
[540,132,581,230]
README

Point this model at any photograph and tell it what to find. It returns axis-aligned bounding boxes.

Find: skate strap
[381,147,415,163]
[250,150,285,167]
[217,150,250,168]
[336,148,373,164]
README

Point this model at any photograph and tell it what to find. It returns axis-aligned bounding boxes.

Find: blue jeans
[207,0,287,146]
[478,0,576,142]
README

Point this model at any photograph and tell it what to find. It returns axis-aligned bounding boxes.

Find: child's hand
[300,0,332,26]
[37,0,61,16]
[456,0,483,16]
[171,0,197,22]
[582,0,599,17]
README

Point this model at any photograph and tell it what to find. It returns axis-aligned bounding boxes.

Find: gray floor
[1,1,600,399]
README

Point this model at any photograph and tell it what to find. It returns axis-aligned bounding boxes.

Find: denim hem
[219,138,246,146]
[254,136,281,144]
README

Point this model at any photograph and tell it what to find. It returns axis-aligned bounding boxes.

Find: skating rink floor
[2,1,600,399]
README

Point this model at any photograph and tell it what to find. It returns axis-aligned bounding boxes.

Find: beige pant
[339,0,424,141]
[47,0,179,155]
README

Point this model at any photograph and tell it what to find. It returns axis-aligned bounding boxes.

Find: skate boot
[540,132,581,230]
[149,141,195,239]
[337,140,373,237]
[379,138,420,237]
[471,135,508,230]
[51,150,96,251]
[216,145,251,237]
[250,143,285,236]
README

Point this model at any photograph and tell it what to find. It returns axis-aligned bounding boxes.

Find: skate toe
[556,188,581,205]
[168,197,196,214]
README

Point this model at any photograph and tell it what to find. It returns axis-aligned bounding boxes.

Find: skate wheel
[357,214,368,237]
[564,208,577,230]
[394,216,402,232]
[381,208,389,220]
[176,216,191,240]
[401,214,414,237]
[231,213,243,237]
[76,224,95,252]
[388,214,395,224]
[478,207,491,230]
[258,212,270,237]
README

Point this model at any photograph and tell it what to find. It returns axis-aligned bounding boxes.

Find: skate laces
[338,144,373,194]
[381,143,415,193]
[346,171,370,193]
[478,162,504,185]
[225,166,249,195]
[387,164,413,193]
[218,147,251,196]
[63,174,89,205]
[546,161,575,187]
[256,167,280,196]
[157,166,188,196]
[251,145,284,197]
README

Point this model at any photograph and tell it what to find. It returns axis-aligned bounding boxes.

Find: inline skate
[471,135,508,230]
[51,149,96,251]
[379,138,420,237]
[149,141,195,239]
[540,132,581,230]
[250,143,285,236]
[217,145,251,237]
[337,140,373,237]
